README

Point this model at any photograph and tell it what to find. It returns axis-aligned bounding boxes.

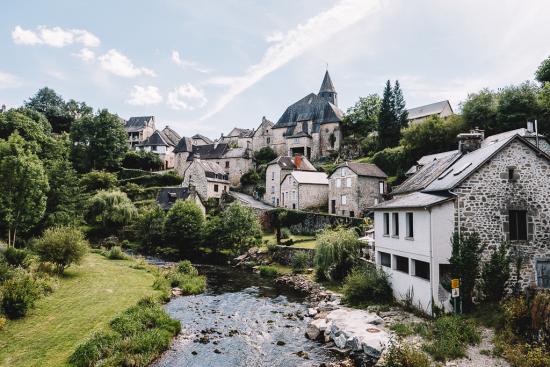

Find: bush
[213,202,262,254]
[480,242,511,303]
[280,227,292,239]
[167,272,206,295]
[177,260,198,276]
[119,171,182,188]
[291,251,309,273]
[342,265,393,306]
[240,169,261,186]
[258,265,279,278]
[122,150,163,171]
[34,227,89,274]
[253,146,277,165]
[422,315,481,361]
[314,227,361,281]
[164,200,204,254]
[3,247,30,268]
[0,315,6,330]
[106,246,127,260]
[384,340,431,367]
[85,190,138,230]
[0,271,41,319]
[80,170,117,193]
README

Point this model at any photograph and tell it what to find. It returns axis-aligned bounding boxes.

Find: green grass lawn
[0,253,159,367]
[262,233,317,249]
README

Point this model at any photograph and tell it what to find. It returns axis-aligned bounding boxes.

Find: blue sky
[1,0,549,139]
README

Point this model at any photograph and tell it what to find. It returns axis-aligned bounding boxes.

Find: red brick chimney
[294,154,302,170]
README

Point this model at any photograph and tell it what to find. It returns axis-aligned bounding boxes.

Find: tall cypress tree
[393,80,408,129]
[377,80,400,148]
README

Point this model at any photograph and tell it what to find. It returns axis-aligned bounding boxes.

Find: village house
[191,134,213,146]
[181,156,230,200]
[219,127,254,149]
[174,138,254,186]
[280,170,329,210]
[124,116,156,147]
[156,186,205,214]
[136,126,181,169]
[264,155,316,206]
[370,126,550,314]
[251,117,274,152]
[406,100,454,125]
[328,162,388,218]
[268,71,343,160]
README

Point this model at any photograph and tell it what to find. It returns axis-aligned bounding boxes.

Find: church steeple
[318,70,337,106]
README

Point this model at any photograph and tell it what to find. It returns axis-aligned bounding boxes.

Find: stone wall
[455,139,550,290]
[298,183,328,211]
[328,168,383,217]
[174,151,191,177]
[263,208,363,235]
[271,246,315,267]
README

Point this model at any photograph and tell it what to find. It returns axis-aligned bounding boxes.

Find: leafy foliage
[34,227,89,273]
[342,265,393,306]
[0,270,41,319]
[422,315,481,362]
[3,247,30,268]
[135,206,165,254]
[291,251,309,273]
[176,260,198,276]
[80,171,118,193]
[122,150,164,171]
[214,202,262,254]
[240,168,261,186]
[253,146,277,165]
[164,200,205,254]
[480,242,512,303]
[106,246,127,260]
[258,265,279,278]
[314,227,361,281]
[85,190,138,230]
[535,55,550,84]
[384,340,431,367]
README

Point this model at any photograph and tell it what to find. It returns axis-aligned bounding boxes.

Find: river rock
[306,318,328,340]
[333,333,347,349]
[308,307,318,317]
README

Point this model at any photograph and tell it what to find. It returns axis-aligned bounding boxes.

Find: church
[254,71,344,161]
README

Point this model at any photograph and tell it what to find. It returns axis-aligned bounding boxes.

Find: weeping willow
[314,227,361,281]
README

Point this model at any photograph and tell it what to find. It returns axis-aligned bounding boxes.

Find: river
[152,265,339,367]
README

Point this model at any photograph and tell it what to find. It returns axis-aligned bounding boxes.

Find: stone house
[251,117,274,152]
[269,71,343,161]
[219,127,254,149]
[191,134,213,146]
[124,116,156,147]
[156,186,205,214]
[181,157,230,200]
[264,155,316,206]
[136,126,180,169]
[406,100,454,125]
[280,170,329,210]
[174,138,254,186]
[328,162,388,217]
[370,127,550,314]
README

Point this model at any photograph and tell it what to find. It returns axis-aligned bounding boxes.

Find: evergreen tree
[393,80,408,129]
[377,80,401,148]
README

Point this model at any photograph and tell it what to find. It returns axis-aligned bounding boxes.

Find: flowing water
[152,265,338,367]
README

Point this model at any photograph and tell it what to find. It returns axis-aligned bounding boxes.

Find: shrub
[214,202,262,254]
[69,331,120,367]
[291,251,309,273]
[500,343,550,367]
[122,150,163,171]
[240,169,261,186]
[280,227,292,239]
[177,260,198,276]
[342,265,393,307]
[80,170,117,193]
[167,273,206,294]
[314,227,361,281]
[34,227,89,274]
[480,242,512,303]
[164,200,204,254]
[258,265,279,278]
[0,256,11,282]
[384,340,431,367]
[0,271,41,319]
[85,190,138,230]
[3,247,30,268]
[119,171,182,188]
[0,316,6,330]
[135,206,165,254]
[106,246,127,260]
[422,315,481,361]
[253,146,277,165]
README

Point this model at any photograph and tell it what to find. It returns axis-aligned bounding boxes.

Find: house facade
[181,157,230,200]
[406,100,454,125]
[328,162,387,217]
[137,126,181,169]
[124,116,156,147]
[219,127,254,149]
[280,170,328,210]
[264,155,316,206]
[251,117,274,152]
[371,127,550,314]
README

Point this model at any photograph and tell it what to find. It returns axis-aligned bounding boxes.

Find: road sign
[451,278,460,289]
[452,288,460,298]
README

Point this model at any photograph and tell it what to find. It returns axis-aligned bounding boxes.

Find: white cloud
[265,31,284,43]
[98,49,156,78]
[74,48,95,62]
[201,0,381,120]
[126,85,163,106]
[171,50,212,73]
[167,83,207,110]
[0,71,22,89]
[11,25,100,47]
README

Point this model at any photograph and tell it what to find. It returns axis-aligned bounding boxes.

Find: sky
[1,0,549,139]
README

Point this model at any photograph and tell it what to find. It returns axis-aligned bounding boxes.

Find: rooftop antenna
[325,62,328,71]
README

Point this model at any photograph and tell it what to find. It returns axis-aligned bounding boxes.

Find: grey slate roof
[267,156,316,171]
[190,143,229,160]
[407,101,452,120]
[332,162,388,178]
[223,147,251,159]
[191,134,213,144]
[162,126,181,146]
[370,192,454,210]
[227,127,254,138]
[174,137,194,153]
[405,150,460,176]
[138,130,172,147]
[125,116,154,132]
[273,92,343,131]
[157,187,192,210]
[319,70,336,93]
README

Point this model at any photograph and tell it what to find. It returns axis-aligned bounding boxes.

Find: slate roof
[138,130,173,147]
[273,93,344,131]
[174,137,194,153]
[125,116,154,132]
[157,187,192,210]
[370,192,454,210]
[267,156,316,171]
[407,101,452,120]
[227,127,254,138]
[223,147,251,159]
[190,143,229,160]
[197,160,227,176]
[287,171,328,185]
[319,70,336,93]
[405,150,460,176]
[162,126,181,146]
[332,162,388,178]
[191,134,213,144]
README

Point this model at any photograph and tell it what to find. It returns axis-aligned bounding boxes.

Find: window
[413,260,430,280]
[341,195,347,205]
[341,168,347,176]
[168,192,177,203]
[406,212,414,238]
[379,181,385,194]
[151,146,157,151]
[293,138,299,143]
[508,168,516,180]
[336,178,341,188]
[383,213,390,235]
[392,213,399,236]
[214,184,219,192]
[292,190,296,200]
[271,171,275,180]
[225,161,230,168]
[267,137,271,144]
[271,186,275,194]
[536,260,550,288]
[350,211,355,218]
[341,210,346,216]
[292,203,296,209]
[509,210,527,240]
[394,255,409,273]
[346,177,352,187]
[272,197,276,205]
[379,252,391,267]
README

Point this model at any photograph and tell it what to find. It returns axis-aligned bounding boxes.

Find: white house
[136,127,181,169]
[264,155,316,206]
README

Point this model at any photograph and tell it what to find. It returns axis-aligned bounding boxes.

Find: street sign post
[451,278,460,314]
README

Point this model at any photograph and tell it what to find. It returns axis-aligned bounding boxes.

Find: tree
[377,80,401,148]
[240,169,261,186]
[253,147,277,165]
[43,157,80,227]
[136,206,165,254]
[393,80,408,129]
[0,109,50,152]
[480,242,512,303]
[314,227,361,281]
[496,82,540,133]
[538,82,550,137]
[216,202,262,254]
[85,190,137,231]
[0,133,49,246]
[535,55,550,84]
[460,88,499,134]
[34,227,89,274]
[122,150,163,171]
[70,109,128,172]
[342,94,381,138]
[164,200,205,254]
[80,170,118,193]
[449,232,485,312]
[24,87,73,133]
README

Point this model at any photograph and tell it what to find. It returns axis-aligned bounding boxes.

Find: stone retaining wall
[271,245,315,267]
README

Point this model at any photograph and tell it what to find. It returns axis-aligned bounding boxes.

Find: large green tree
[85,190,137,231]
[393,80,408,129]
[342,94,381,137]
[0,133,49,246]
[164,200,205,254]
[377,80,401,148]
[214,202,262,254]
[70,109,128,172]
[24,87,71,133]
[460,88,499,134]
[535,55,550,84]
[496,82,540,132]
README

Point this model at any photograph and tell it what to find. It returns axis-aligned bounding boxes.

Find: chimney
[294,154,302,170]
[457,128,484,154]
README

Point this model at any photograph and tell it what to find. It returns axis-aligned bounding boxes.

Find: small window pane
[383,213,390,235]
[406,212,414,238]
[392,213,399,236]
[395,255,409,273]
[509,210,527,240]
[379,252,391,267]
[536,261,550,288]
[413,260,430,280]
[346,177,352,187]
